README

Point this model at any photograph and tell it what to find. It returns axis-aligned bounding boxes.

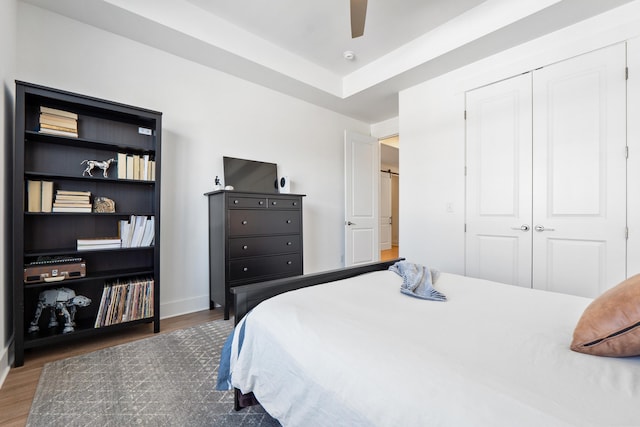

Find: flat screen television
[223,156,278,193]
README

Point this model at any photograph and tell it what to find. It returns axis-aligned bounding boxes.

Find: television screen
[223,156,278,193]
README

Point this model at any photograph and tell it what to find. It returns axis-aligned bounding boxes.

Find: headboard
[230,258,403,324]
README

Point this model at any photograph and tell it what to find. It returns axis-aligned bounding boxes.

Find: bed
[218,259,640,426]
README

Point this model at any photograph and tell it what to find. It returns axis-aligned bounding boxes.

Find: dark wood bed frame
[229,258,404,410]
[231,258,403,325]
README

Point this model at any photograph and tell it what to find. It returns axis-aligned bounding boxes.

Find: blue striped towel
[389,261,447,301]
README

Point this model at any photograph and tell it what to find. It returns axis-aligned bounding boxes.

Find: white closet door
[465,73,533,287]
[532,43,627,297]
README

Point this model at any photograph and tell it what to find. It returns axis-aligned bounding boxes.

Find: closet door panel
[465,73,533,287]
[532,43,626,297]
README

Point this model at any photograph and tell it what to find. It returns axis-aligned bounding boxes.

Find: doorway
[380,136,399,261]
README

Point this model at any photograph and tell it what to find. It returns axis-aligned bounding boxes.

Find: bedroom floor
[381,245,399,261]
[0,308,223,427]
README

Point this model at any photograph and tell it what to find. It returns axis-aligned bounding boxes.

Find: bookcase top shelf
[17,80,162,119]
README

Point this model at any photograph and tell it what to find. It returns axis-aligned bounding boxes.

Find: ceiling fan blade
[350,0,367,38]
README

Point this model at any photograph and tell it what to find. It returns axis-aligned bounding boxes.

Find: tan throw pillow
[571,274,640,357]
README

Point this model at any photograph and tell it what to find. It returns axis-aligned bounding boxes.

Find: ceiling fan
[350,0,368,38]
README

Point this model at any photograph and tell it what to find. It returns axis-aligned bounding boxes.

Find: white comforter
[229,271,640,426]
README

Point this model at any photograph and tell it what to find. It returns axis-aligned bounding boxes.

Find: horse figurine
[81,158,115,178]
[29,287,91,334]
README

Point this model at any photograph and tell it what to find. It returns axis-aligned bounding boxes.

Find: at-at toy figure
[29,287,91,334]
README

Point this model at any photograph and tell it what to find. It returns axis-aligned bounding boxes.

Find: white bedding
[229,271,640,426]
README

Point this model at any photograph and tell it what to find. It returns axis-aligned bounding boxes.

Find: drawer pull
[272,201,277,206]
[242,245,248,250]
[234,200,239,204]
[286,219,292,224]
[286,261,292,265]
[242,220,248,225]
[243,267,249,272]
[293,202,298,206]
[286,241,292,246]
[259,201,264,205]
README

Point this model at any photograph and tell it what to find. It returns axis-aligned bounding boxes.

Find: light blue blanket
[389,261,447,301]
[216,316,248,391]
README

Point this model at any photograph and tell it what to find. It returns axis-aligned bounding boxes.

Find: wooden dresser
[205,190,304,319]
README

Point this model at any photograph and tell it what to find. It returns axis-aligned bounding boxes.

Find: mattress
[228,271,640,426]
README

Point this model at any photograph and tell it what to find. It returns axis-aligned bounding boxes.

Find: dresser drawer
[266,197,302,209]
[229,235,301,258]
[228,196,267,209]
[228,209,301,236]
[229,253,302,282]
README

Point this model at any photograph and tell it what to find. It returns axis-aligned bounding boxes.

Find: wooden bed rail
[230,258,404,325]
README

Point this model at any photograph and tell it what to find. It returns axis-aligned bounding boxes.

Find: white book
[130,215,147,247]
[77,243,121,251]
[141,216,155,246]
[119,219,131,248]
[77,237,121,245]
[143,154,150,181]
[52,206,92,213]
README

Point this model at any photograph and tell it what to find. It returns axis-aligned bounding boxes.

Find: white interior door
[465,73,533,287]
[345,131,380,266]
[532,43,627,297]
[379,171,392,251]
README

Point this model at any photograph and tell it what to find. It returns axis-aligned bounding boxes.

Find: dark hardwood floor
[0,309,224,427]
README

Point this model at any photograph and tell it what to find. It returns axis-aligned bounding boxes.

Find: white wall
[1,0,17,388]
[16,3,370,318]
[399,0,640,276]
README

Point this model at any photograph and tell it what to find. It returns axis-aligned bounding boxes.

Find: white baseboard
[0,340,12,390]
[159,294,210,319]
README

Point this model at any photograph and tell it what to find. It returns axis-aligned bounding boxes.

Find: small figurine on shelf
[213,175,223,191]
[81,158,115,178]
[28,287,91,334]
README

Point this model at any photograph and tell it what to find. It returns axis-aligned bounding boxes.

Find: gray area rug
[27,320,281,426]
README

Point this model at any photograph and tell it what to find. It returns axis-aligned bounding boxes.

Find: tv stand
[205,190,304,319]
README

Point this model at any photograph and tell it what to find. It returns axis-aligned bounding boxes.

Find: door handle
[534,225,555,232]
[511,225,530,232]
[346,221,356,226]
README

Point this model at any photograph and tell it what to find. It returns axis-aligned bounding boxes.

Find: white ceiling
[21,0,635,123]
[185,0,487,76]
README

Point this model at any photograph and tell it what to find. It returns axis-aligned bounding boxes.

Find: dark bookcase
[12,81,162,366]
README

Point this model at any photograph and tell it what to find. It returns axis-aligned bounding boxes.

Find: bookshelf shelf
[25,130,158,153]
[12,81,162,367]
[23,317,154,348]
[24,171,156,184]
[25,246,154,258]
[24,267,155,290]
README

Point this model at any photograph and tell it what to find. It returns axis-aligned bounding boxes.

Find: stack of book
[117,152,156,181]
[77,237,121,251]
[52,190,92,213]
[26,180,54,212]
[119,215,155,247]
[94,277,154,327]
[39,106,78,138]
